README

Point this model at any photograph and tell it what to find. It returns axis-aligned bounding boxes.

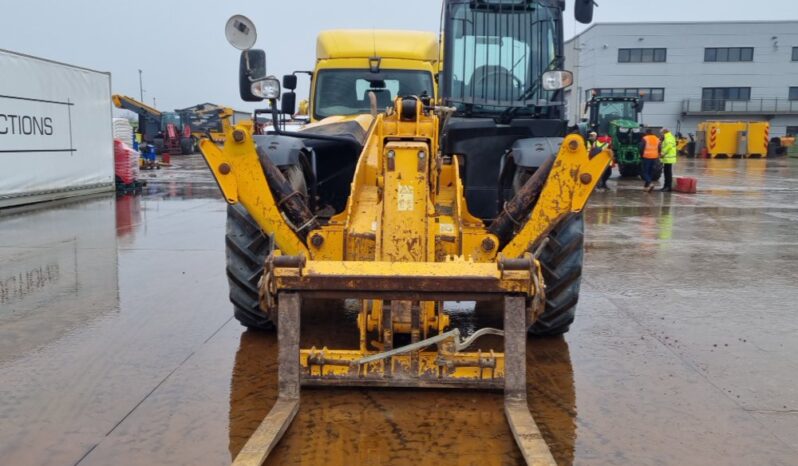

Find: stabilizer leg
[503,296,557,466]
[232,293,301,466]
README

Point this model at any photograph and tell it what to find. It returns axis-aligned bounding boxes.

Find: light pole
[138,69,145,102]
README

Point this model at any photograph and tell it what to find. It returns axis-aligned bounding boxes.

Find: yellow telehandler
[205,2,601,463]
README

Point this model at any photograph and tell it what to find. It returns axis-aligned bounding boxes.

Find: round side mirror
[225,15,258,50]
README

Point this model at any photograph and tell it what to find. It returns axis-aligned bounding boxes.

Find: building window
[786,126,798,136]
[587,88,665,102]
[704,47,754,62]
[618,48,667,63]
[702,87,751,111]
[789,87,798,101]
[793,47,798,61]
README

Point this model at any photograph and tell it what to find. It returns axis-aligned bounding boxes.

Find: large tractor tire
[180,137,194,155]
[508,166,585,336]
[225,165,307,330]
[226,203,275,330]
[527,213,584,336]
[618,163,640,178]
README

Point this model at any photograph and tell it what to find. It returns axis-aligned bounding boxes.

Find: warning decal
[397,185,414,212]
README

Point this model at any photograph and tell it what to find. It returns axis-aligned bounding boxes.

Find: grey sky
[1,0,795,113]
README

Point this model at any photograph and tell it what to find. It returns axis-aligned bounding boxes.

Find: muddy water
[1,155,797,465]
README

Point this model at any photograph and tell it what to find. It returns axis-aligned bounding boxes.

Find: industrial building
[564,21,798,136]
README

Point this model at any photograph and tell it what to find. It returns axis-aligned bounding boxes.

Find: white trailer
[0,49,114,208]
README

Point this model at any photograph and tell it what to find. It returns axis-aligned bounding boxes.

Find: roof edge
[0,48,111,76]
[566,19,798,43]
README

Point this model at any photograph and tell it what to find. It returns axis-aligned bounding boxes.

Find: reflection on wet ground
[1,155,797,465]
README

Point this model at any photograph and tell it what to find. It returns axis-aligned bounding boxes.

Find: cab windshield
[443,0,558,114]
[596,101,636,134]
[313,70,435,120]
[161,113,183,131]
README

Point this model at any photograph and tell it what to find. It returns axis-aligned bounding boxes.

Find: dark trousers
[641,158,657,185]
[599,166,612,187]
[663,163,673,189]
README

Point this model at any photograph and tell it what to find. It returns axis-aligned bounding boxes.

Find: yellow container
[745,121,769,158]
[700,121,741,158]
[698,121,769,158]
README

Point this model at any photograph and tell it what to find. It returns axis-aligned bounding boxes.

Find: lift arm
[502,135,611,258]
[112,94,162,120]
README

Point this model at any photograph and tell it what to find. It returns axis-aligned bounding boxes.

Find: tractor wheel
[618,163,640,178]
[226,203,275,330]
[180,137,194,155]
[527,213,584,336]
[225,164,308,330]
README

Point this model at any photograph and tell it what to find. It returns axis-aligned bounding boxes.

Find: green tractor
[585,95,661,179]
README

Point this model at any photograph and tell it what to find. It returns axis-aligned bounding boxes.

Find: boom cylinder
[256,146,319,241]
[488,156,555,247]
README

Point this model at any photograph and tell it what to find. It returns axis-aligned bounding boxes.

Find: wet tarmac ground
[1,155,797,465]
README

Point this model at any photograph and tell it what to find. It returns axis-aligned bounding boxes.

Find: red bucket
[674,177,697,194]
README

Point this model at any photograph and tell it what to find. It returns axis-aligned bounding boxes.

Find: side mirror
[281,92,297,116]
[636,100,645,113]
[283,74,298,91]
[239,49,267,102]
[225,15,258,50]
[574,0,594,24]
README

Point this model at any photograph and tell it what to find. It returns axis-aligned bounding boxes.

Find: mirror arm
[271,100,281,132]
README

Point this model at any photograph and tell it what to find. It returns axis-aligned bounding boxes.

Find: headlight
[251,77,281,100]
[541,70,574,91]
[619,127,629,133]
[632,128,641,133]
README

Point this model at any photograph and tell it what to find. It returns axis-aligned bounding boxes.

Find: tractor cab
[160,112,184,133]
[439,0,579,219]
[585,95,644,135]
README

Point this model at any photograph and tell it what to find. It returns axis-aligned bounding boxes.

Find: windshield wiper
[499,56,562,121]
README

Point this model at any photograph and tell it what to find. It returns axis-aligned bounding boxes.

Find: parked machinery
[206,2,604,463]
[112,95,194,155]
[175,102,237,148]
[584,94,662,179]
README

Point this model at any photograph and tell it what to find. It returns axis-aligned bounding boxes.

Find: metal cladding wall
[0,49,114,208]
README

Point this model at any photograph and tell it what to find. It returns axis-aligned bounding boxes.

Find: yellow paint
[502,135,611,258]
[199,126,309,256]
[316,29,438,63]
[300,348,504,380]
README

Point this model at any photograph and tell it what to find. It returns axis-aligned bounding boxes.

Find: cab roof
[316,29,438,63]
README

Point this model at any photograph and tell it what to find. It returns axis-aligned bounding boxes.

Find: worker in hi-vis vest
[587,132,612,191]
[659,128,677,192]
[638,128,661,192]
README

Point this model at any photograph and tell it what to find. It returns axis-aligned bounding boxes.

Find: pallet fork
[234,256,556,466]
